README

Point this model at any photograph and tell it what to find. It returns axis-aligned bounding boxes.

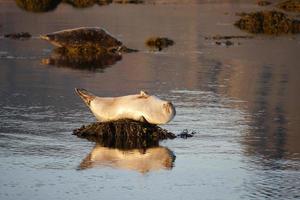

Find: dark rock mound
[73,119,176,149]
[41,46,121,71]
[257,0,272,6]
[277,0,300,12]
[4,32,31,40]
[234,10,300,34]
[146,37,174,51]
[15,0,61,12]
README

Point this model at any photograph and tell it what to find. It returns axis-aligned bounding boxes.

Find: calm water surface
[0,1,300,200]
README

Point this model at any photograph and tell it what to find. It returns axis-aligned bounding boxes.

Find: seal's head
[138,91,176,124]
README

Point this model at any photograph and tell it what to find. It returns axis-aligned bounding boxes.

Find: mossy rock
[41,46,121,70]
[145,37,174,51]
[73,119,176,149]
[15,0,61,12]
[277,0,300,12]
[234,10,300,34]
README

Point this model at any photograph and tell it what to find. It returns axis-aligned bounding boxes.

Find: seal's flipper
[75,88,96,106]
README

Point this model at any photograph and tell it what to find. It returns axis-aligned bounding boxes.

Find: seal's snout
[75,88,96,106]
[163,102,176,115]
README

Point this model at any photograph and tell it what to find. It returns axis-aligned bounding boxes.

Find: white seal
[75,88,176,125]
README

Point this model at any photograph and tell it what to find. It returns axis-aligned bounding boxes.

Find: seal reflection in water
[79,144,175,173]
[75,88,176,124]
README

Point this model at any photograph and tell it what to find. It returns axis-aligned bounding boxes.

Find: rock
[41,46,121,71]
[73,119,176,149]
[234,10,300,34]
[145,37,174,51]
[15,0,61,12]
[277,0,300,12]
[4,32,31,40]
[257,0,272,6]
[40,27,137,53]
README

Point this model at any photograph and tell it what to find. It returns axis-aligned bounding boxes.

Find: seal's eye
[163,102,172,113]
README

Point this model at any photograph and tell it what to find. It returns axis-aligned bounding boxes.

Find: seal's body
[75,88,176,125]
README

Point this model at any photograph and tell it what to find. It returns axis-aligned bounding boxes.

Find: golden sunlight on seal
[75,88,176,125]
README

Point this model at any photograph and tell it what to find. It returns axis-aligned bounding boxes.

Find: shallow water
[0,1,300,200]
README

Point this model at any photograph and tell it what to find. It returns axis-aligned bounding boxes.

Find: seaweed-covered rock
[234,10,300,34]
[40,27,137,53]
[277,0,300,12]
[73,119,176,149]
[146,37,174,51]
[257,0,271,6]
[15,0,61,12]
[4,32,31,40]
[41,46,121,71]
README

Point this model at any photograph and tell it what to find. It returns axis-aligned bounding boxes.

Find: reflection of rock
[73,119,176,149]
[146,37,174,51]
[15,0,61,12]
[4,32,31,40]
[277,0,300,12]
[235,11,300,34]
[79,144,175,173]
[40,27,137,53]
[41,47,121,71]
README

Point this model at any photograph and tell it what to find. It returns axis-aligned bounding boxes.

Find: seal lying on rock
[40,27,137,53]
[75,88,176,125]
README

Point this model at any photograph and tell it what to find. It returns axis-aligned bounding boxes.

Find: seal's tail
[75,88,96,106]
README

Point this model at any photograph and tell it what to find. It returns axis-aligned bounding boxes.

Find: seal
[75,88,176,125]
